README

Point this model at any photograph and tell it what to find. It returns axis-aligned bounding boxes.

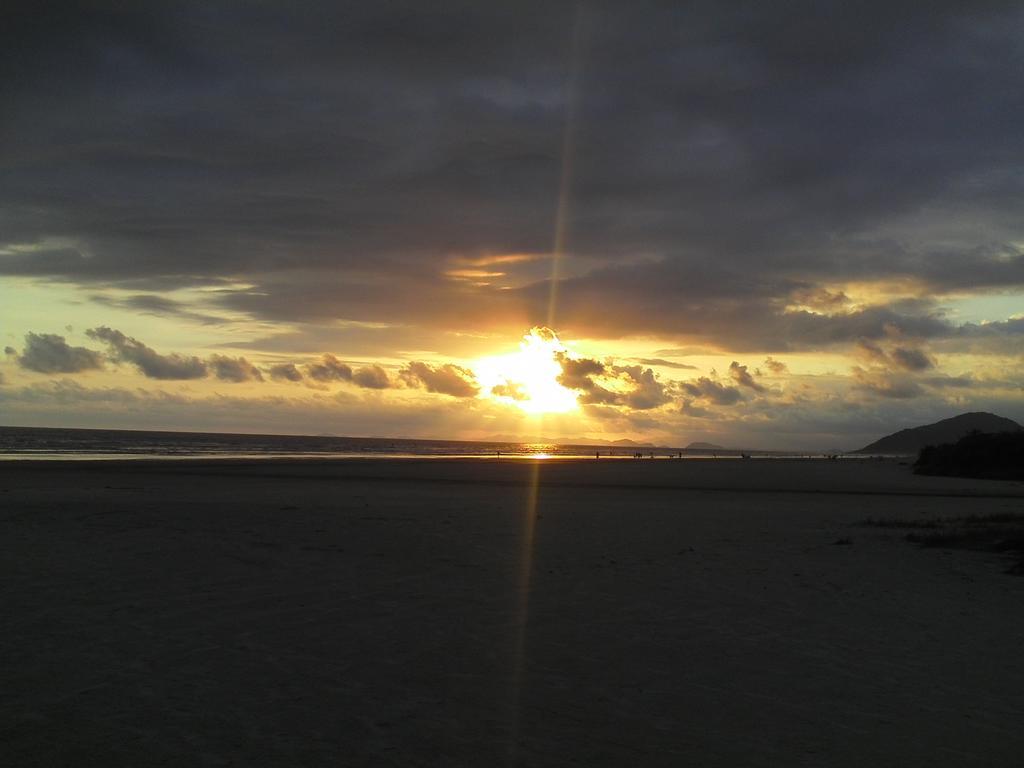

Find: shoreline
[3,455,1022,498]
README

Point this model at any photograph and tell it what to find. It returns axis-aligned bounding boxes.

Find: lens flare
[473,328,579,414]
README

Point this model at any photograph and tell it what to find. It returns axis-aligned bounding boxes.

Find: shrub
[914,431,1024,480]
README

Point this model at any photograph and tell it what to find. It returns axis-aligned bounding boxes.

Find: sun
[473,328,579,414]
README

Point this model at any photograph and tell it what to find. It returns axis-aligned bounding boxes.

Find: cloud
[763,357,788,374]
[305,354,353,382]
[788,287,852,312]
[554,353,671,410]
[3,3,1024,442]
[16,332,105,374]
[728,361,766,392]
[554,353,621,406]
[268,362,303,382]
[680,377,743,406]
[401,362,477,397]
[854,339,934,372]
[352,365,392,390]
[491,381,528,400]
[850,367,924,399]
[302,354,392,389]
[681,401,713,418]
[957,316,1024,338]
[2,368,1020,452]
[630,358,698,370]
[609,365,672,410]
[576,383,624,407]
[890,346,934,372]
[924,374,974,389]
[4,2,1024,356]
[855,339,890,365]
[208,354,263,382]
[89,293,224,325]
[86,326,207,379]
[3,376,631,448]
[555,353,605,390]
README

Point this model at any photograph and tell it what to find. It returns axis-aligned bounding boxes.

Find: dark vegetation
[914,430,1024,481]
[857,512,1024,575]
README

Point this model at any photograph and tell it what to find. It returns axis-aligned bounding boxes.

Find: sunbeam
[508,10,588,764]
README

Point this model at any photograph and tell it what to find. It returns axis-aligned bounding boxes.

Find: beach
[3,457,1024,766]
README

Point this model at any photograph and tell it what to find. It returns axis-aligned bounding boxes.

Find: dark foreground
[2,458,1024,766]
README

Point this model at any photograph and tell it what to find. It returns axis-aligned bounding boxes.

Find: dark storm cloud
[519,265,960,349]
[16,332,105,374]
[401,362,478,397]
[86,326,207,379]
[3,1,1024,347]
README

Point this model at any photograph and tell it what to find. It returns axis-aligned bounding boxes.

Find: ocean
[0,425,799,460]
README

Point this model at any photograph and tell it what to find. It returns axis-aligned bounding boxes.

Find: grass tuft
[857,518,941,529]
[859,512,1024,575]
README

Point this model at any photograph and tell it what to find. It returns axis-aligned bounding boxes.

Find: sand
[2,457,1024,766]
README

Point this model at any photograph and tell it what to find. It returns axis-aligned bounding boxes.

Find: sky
[2,1,1023,450]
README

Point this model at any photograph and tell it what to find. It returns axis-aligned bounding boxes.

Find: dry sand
[2,457,1024,766]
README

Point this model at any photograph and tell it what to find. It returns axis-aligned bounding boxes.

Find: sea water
[0,425,808,460]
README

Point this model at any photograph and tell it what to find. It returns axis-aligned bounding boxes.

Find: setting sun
[473,328,579,414]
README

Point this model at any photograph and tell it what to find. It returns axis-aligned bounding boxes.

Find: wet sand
[2,458,1024,766]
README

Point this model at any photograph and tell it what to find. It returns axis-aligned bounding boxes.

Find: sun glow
[473,328,579,414]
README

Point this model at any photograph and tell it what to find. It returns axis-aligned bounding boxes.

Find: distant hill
[855,412,1022,455]
[686,441,725,450]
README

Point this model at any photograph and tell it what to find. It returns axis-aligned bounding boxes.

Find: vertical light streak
[546,7,587,329]
[506,455,542,767]
[508,8,587,764]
